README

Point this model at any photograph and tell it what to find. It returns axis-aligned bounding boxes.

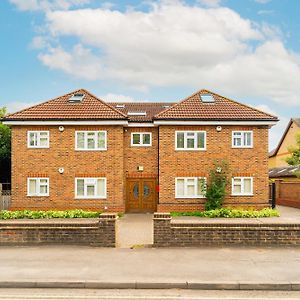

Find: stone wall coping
[171,217,300,225]
[0,218,100,227]
[99,213,118,220]
[153,212,171,219]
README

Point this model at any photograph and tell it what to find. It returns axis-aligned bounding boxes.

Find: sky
[0,0,300,150]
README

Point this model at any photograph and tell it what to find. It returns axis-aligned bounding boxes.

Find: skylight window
[116,104,125,108]
[69,93,85,103]
[200,93,215,103]
[127,112,147,116]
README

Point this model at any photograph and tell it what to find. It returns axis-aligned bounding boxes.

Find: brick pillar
[153,212,172,247]
[99,213,117,247]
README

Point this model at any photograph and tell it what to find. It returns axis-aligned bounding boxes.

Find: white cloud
[255,0,271,4]
[9,0,90,12]
[11,1,300,107]
[101,93,137,103]
[258,10,274,15]
[197,0,222,7]
[30,36,49,49]
[5,101,38,114]
[38,44,103,80]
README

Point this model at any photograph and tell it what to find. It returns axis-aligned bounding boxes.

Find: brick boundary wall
[0,213,117,247]
[153,213,300,247]
[275,180,300,209]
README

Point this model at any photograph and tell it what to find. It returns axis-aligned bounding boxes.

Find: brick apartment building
[2,89,278,212]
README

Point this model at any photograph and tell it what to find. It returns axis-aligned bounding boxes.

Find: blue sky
[1,0,300,150]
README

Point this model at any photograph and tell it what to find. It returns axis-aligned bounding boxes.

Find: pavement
[0,246,299,290]
[0,205,299,291]
[116,213,153,248]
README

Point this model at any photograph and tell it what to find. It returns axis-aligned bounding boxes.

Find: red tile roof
[3,88,278,122]
[154,89,278,121]
[108,102,175,122]
[4,89,127,120]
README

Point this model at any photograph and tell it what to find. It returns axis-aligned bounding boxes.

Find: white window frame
[130,132,152,147]
[75,177,107,199]
[232,131,253,148]
[175,131,206,151]
[175,177,206,199]
[231,177,253,196]
[27,177,49,197]
[75,131,107,151]
[27,131,50,148]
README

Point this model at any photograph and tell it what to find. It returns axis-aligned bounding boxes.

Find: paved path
[0,246,299,290]
[116,213,153,248]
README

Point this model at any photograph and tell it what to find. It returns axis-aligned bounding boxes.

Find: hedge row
[171,208,280,218]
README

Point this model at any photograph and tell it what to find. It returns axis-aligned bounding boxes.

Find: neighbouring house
[269,165,300,181]
[2,89,278,212]
[269,118,300,169]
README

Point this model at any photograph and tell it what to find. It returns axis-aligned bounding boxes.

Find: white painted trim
[175,130,206,151]
[127,122,155,127]
[75,130,107,151]
[232,131,253,148]
[131,132,152,147]
[27,177,49,197]
[175,177,206,199]
[231,177,254,196]
[75,177,107,199]
[3,120,128,125]
[27,131,50,149]
[154,120,277,126]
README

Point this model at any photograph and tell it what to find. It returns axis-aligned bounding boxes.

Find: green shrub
[0,209,101,220]
[205,161,229,210]
[171,208,280,218]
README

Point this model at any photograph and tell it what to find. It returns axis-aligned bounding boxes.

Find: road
[0,289,299,299]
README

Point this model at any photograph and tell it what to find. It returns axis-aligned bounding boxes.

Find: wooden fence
[274,180,300,209]
[0,184,11,210]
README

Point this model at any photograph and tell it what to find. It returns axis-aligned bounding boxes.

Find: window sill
[27,147,50,149]
[175,196,206,199]
[75,197,107,200]
[231,194,254,196]
[175,148,206,151]
[231,146,253,149]
[75,149,107,151]
[131,144,152,147]
[27,195,49,197]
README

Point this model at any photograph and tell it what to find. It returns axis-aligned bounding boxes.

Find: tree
[0,107,11,182]
[285,133,300,166]
[205,160,229,210]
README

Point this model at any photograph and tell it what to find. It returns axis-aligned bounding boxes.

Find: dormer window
[127,112,147,116]
[68,93,85,103]
[200,93,215,103]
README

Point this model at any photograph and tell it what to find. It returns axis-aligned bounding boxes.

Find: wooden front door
[126,178,157,213]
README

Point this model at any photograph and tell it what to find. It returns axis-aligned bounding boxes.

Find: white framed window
[232,131,253,148]
[75,177,107,199]
[27,131,49,148]
[175,131,206,150]
[175,177,206,198]
[131,132,152,146]
[75,131,107,151]
[27,178,49,196]
[232,177,253,196]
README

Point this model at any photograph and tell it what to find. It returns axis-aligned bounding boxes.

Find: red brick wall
[158,125,269,211]
[11,125,124,212]
[123,127,158,179]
